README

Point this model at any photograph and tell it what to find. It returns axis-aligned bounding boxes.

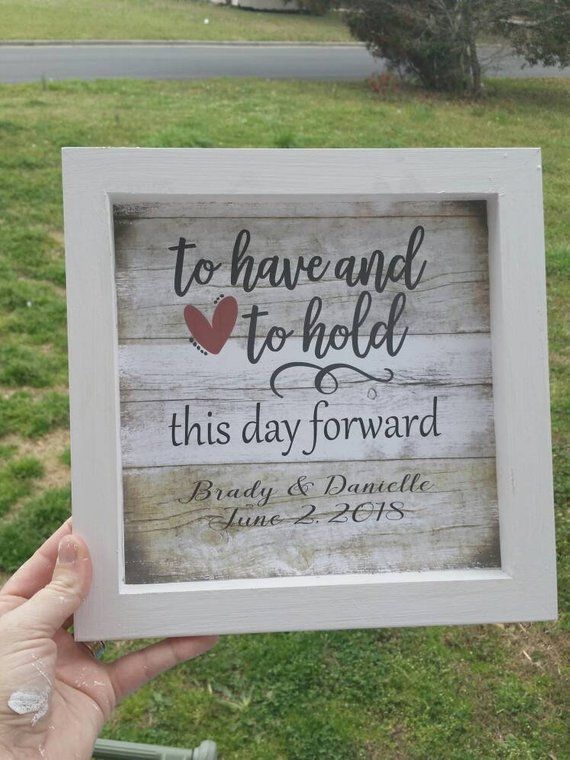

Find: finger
[0,518,72,602]
[109,635,218,702]
[9,534,92,637]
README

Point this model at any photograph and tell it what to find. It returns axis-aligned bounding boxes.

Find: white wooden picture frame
[62,148,557,641]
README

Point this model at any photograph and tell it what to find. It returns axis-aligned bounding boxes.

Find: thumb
[13,534,92,637]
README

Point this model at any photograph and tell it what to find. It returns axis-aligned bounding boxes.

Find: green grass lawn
[0,0,350,42]
[0,77,568,759]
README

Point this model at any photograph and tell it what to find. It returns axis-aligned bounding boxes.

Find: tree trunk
[464,1,482,96]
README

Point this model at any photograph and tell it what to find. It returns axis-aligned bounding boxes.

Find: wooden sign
[63,149,557,640]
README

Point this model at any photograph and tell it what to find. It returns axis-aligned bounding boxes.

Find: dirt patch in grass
[498,622,568,680]
[3,427,70,499]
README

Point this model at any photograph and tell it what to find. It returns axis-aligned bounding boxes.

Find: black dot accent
[189,339,207,354]
[188,338,208,355]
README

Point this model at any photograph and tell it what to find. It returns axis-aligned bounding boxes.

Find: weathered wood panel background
[114,199,499,583]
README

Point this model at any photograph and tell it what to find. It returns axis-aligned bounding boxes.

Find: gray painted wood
[114,198,499,584]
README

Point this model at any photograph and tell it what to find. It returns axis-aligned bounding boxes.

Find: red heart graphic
[184,296,238,354]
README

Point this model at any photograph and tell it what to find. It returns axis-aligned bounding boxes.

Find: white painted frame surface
[62,148,557,641]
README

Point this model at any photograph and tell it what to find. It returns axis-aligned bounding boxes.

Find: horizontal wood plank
[119,333,492,402]
[123,457,499,583]
[114,198,487,219]
[114,214,489,339]
[120,384,495,467]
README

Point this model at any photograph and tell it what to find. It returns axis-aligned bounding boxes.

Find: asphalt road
[0,43,567,84]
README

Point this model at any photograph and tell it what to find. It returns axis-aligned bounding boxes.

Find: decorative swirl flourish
[270,362,394,398]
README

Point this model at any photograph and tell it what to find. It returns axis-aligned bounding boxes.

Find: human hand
[0,520,218,760]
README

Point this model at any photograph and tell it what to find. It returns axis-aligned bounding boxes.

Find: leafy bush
[295,0,570,94]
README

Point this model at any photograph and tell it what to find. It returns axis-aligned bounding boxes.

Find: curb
[0,39,364,47]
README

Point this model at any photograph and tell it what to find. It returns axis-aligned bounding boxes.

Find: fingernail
[58,536,78,565]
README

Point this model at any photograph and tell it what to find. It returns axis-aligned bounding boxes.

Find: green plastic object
[92,738,217,760]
